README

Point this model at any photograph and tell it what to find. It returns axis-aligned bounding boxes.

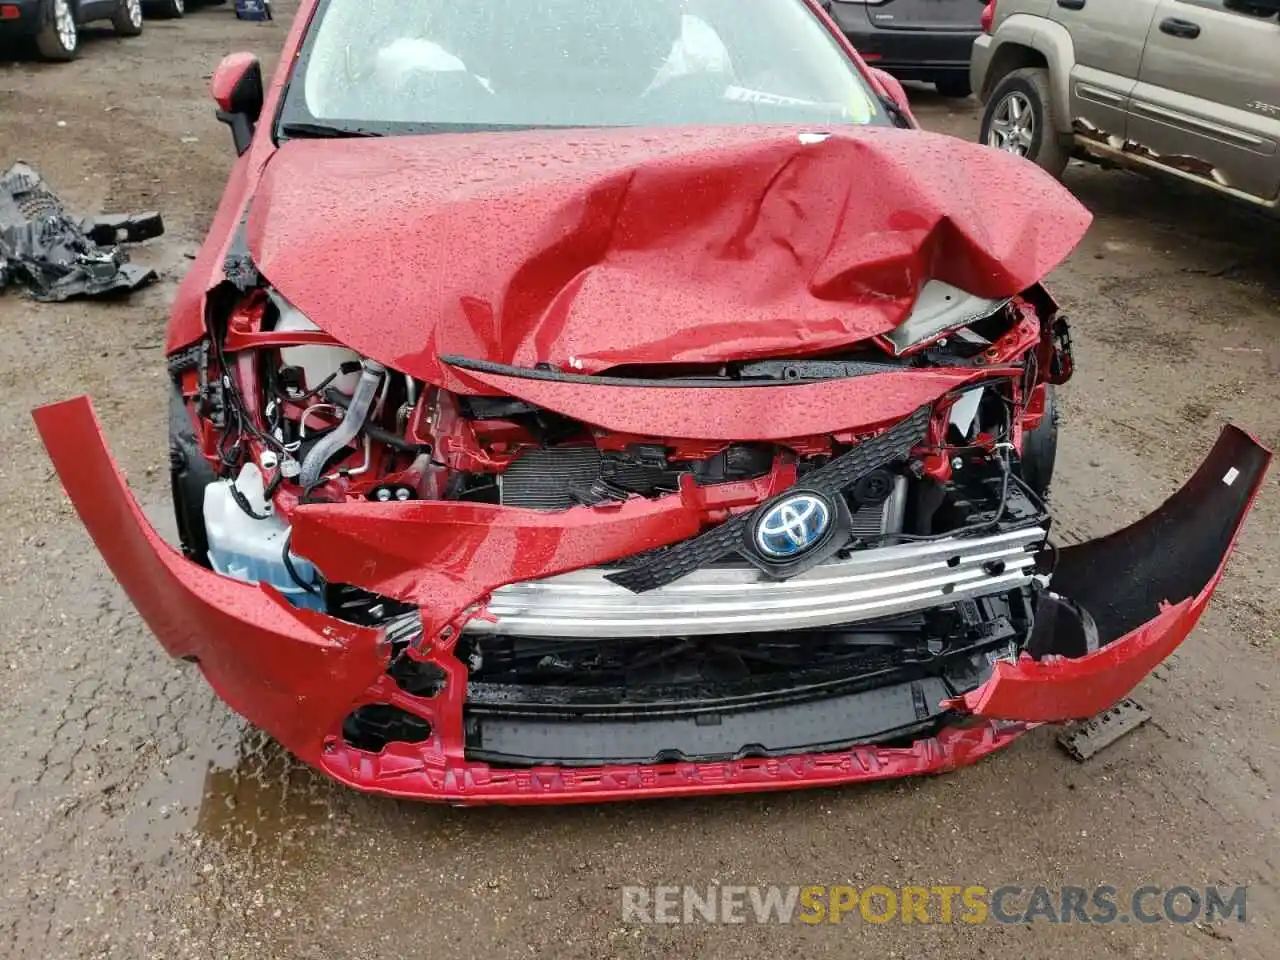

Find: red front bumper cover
[34,397,1269,804]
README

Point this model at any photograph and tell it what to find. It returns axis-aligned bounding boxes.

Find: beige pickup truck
[970,0,1280,212]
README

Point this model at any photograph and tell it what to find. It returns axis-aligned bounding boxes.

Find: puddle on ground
[194,728,345,861]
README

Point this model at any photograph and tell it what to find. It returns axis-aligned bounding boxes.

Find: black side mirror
[212,53,265,157]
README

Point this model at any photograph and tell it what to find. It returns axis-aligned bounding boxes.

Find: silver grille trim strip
[466,526,1047,638]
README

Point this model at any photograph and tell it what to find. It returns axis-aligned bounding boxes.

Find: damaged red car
[34,0,1270,804]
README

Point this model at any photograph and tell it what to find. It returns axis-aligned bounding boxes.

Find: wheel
[112,0,144,36]
[979,67,1069,178]
[168,384,216,567]
[146,0,185,18]
[1021,384,1059,498]
[934,75,971,99]
[34,0,78,61]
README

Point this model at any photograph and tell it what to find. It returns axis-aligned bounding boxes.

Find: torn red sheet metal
[32,396,1268,803]
[288,496,705,642]
[29,394,1023,802]
[238,126,1089,385]
[31,397,388,760]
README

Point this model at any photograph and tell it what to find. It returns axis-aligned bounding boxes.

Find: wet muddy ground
[2,5,1278,958]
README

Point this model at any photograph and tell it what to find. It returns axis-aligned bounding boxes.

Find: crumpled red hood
[247,125,1090,383]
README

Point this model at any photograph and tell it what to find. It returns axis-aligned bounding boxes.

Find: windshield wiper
[878,96,913,129]
[278,121,383,140]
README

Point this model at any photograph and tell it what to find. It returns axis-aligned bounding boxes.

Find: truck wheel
[35,0,79,61]
[112,0,143,36]
[979,67,1069,178]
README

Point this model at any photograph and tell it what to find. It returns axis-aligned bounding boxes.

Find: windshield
[279,0,886,135]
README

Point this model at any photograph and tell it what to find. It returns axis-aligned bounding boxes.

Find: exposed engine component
[178,323,1049,628]
[298,358,386,488]
[850,473,907,538]
[203,461,323,610]
[268,288,361,394]
[169,279,1063,669]
[369,484,418,502]
[498,446,601,510]
[496,443,775,509]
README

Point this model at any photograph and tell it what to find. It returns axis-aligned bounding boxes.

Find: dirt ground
[2,5,1278,958]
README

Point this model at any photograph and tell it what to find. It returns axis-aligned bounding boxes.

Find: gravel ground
[1,5,1278,958]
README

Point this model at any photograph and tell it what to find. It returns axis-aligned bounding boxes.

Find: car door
[1128,0,1280,202]
[862,0,986,33]
[1051,0,1163,142]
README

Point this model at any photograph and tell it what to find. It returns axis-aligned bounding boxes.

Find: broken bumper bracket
[951,425,1269,722]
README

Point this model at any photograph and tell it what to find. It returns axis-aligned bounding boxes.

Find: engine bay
[169,282,1070,604]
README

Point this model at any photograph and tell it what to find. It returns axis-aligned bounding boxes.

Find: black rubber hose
[282,530,320,595]
[321,387,423,452]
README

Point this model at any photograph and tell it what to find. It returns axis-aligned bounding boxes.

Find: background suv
[828,0,988,98]
[971,0,1280,211]
[0,0,143,60]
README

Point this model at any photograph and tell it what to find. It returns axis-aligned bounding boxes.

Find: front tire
[1021,385,1059,499]
[112,0,144,36]
[168,384,216,567]
[979,67,1069,178]
[35,0,79,61]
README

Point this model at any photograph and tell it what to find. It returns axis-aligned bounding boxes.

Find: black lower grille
[461,590,1030,766]
[467,677,957,766]
[461,635,1014,766]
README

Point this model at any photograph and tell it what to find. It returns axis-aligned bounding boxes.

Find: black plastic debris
[1056,698,1152,762]
[0,162,164,302]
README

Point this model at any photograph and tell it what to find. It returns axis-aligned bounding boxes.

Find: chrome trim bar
[467,526,1047,638]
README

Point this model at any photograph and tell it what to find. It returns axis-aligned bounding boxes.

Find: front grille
[465,525,1047,639]
[467,675,958,766]
[606,405,931,592]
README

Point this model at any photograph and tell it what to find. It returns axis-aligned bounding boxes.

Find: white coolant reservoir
[203,463,324,610]
[269,289,362,395]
